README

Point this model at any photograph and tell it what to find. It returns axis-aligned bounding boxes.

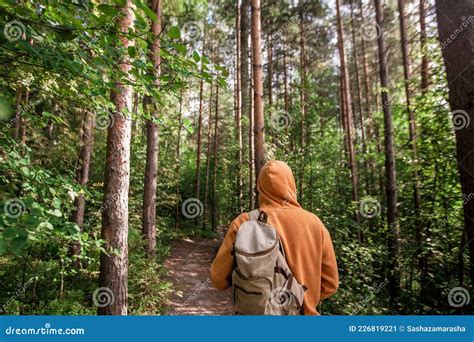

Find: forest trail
[165,230,233,315]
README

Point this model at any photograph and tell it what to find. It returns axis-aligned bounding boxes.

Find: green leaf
[192,51,200,62]
[174,44,186,55]
[0,239,7,254]
[98,4,119,17]
[134,1,158,22]
[128,46,136,58]
[168,26,181,39]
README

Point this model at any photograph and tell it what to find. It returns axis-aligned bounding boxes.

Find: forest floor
[165,229,233,315]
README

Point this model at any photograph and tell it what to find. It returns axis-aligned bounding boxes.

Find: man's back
[210,160,338,315]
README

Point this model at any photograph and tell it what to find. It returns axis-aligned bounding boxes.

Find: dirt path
[165,235,234,315]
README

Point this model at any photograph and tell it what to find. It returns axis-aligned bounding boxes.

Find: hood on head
[257,160,301,208]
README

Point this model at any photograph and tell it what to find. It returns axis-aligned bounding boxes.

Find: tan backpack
[232,210,307,315]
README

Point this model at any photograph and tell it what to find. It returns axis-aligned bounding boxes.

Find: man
[210,160,339,315]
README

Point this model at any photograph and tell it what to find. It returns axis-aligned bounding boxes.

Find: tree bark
[350,0,369,197]
[241,0,254,209]
[251,0,265,198]
[436,0,474,287]
[236,2,244,214]
[298,11,306,204]
[13,88,22,141]
[142,0,161,259]
[267,29,273,107]
[420,0,429,94]
[211,83,219,231]
[336,0,359,223]
[99,0,134,316]
[72,110,95,267]
[203,82,214,230]
[375,0,400,308]
[175,94,183,229]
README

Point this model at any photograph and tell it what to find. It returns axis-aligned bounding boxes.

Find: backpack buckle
[257,211,268,223]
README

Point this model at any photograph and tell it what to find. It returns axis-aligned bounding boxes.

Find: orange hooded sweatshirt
[210,160,339,315]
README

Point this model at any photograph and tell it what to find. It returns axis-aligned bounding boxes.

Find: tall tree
[203,81,214,230]
[99,0,135,315]
[241,0,253,208]
[298,10,306,202]
[72,110,95,267]
[397,0,423,284]
[251,0,265,190]
[336,0,359,223]
[142,0,162,259]
[235,1,244,213]
[436,0,474,286]
[211,83,219,231]
[175,94,183,229]
[375,0,400,308]
[419,0,429,93]
[195,40,205,221]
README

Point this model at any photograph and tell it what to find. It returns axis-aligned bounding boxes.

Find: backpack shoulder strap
[248,209,260,221]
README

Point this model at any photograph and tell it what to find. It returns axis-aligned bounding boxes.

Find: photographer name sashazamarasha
[406,325,466,333]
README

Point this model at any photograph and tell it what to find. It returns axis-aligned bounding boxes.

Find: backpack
[231,209,307,315]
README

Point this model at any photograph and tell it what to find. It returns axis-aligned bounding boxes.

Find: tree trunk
[20,90,28,145]
[397,0,424,285]
[436,0,474,287]
[98,0,134,316]
[13,88,22,141]
[236,2,244,214]
[203,82,214,230]
[350,0,368,197]
[267,29,273,107]
[142,0,161,259]
[336,0,359,223]
[375,0,400,308]
[298,11,306,204]
[211,83,219,231]
[175,94,183,229]
[251,0,265,199]
[241,0,253,209]
[72,110,95,267]
[420,0,429,94]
